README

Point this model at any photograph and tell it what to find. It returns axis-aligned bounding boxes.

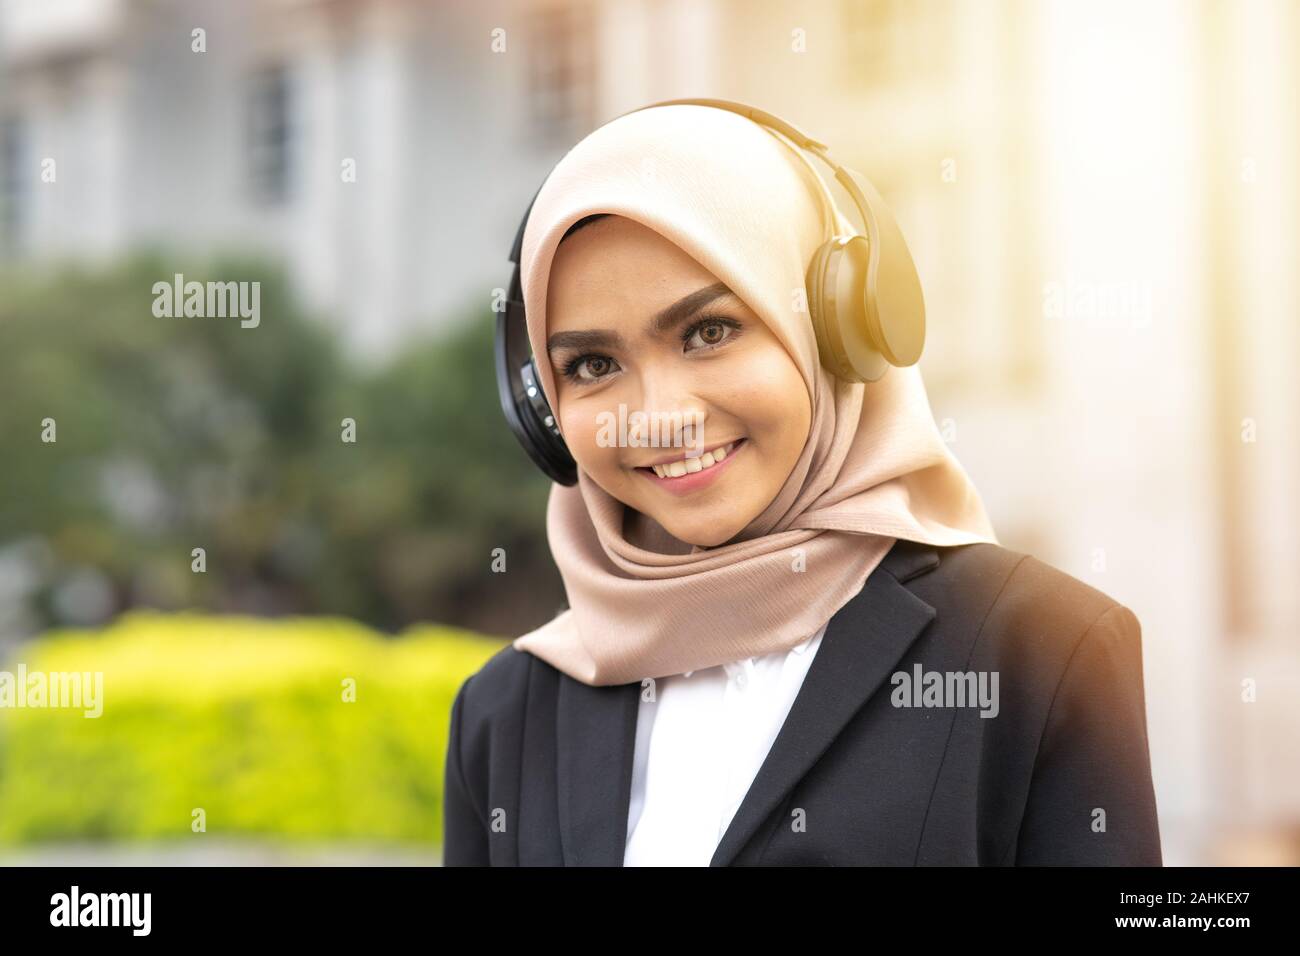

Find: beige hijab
[511,103,998,687]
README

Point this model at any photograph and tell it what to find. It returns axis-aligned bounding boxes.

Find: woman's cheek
[558,406,603,466]
[723,351,807,428]
[562,403,634,485]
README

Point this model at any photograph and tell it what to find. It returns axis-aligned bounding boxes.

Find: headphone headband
[507,99,864,271]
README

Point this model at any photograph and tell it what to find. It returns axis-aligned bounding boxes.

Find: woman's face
[544,215,812,548]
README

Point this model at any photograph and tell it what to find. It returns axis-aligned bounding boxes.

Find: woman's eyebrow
[546,282,737,355]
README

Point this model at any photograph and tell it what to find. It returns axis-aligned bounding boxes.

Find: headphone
[496,97,926,486]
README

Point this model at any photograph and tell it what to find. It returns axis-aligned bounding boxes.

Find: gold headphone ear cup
[851,177,926,368]
[806,240,857,381]
[813,237,889,383]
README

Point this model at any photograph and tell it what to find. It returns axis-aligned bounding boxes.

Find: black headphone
[496,97,926,486]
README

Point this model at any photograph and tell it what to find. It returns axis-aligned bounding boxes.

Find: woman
[443,101,1161,866]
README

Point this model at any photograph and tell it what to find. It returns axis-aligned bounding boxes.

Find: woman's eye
[561,317,741,384]
[684,317,740,351]
[565,354,620,383]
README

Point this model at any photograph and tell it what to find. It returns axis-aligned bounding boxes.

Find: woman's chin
[656,514,746,549]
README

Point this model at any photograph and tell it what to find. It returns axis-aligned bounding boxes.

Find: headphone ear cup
[495,289,578,485]
[806,240,854,381]
[520,358,578,485]
[852,174,926,369]
[807,237,889,383]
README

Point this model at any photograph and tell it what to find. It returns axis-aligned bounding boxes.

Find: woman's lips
[633,438,746,496]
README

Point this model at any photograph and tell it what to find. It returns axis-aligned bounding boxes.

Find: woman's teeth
[650,440,739,479]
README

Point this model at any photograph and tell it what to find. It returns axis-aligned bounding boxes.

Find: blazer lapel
[555,669,641,866]
[555,538,941,867]
[709,539,939,866]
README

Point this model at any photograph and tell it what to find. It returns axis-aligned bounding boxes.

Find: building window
[0,117,26,255]
[526,3,596,144]
[247,63,293,205]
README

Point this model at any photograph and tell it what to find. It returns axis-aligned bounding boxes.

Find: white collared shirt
[623,622,829,866]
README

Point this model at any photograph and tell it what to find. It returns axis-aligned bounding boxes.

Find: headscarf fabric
[512,104,998,686]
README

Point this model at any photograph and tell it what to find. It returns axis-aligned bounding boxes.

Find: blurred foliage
[0,252,563,639]
[0,611,506,845]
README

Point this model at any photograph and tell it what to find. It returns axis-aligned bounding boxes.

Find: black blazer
[442,539,1162,866]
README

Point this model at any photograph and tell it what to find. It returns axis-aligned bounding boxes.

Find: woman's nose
[635,372,708,451]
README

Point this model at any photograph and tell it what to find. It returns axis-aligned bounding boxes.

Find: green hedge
[0,253,561,641]
[0,612,505,846]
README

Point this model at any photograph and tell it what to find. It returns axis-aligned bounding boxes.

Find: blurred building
[0,0,566,361]
[2,0,1297,865]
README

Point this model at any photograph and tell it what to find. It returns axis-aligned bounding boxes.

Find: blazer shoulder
[924,542,1144,698]
[931,541,1136,633]
[453,641,534,738]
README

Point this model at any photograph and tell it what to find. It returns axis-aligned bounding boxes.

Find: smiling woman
[544,213,811,548]
[446,100,1161,868]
